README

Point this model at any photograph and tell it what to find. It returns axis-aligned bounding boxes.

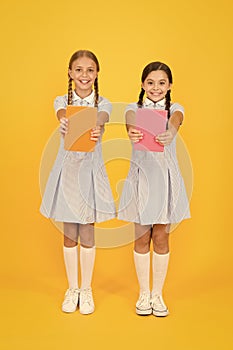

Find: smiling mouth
[150,91,162,95]
[79,79,90,84]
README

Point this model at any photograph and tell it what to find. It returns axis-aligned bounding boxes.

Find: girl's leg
[79,223,95,289]
[79,223,95,314]
[62,223,79,313]
[134,223,151,291]
[63,222,79,288]
[151,224,170,317]
[134,223,152,315]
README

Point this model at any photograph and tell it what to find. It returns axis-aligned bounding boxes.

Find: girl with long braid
[118,62,190,317]
[40,50,116,314]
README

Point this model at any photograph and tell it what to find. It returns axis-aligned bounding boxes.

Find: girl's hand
[90,126,102,141]
[60,117,68,137]
[155,129,175,146]
[128,127,143,143]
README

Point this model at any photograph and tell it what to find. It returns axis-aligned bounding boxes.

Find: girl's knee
[152,225,169,253]
[63,222,79,244]
[134,230,151,253]
[79,223,95,247]
[153,240,169,254]
[64,235,78,247]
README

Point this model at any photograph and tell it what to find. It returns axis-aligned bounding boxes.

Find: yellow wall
[1,0,233,348]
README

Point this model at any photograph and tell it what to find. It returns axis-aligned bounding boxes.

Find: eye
[75,68,82,72]
[160,81,166,85]
[147,81,153,85]
[88,68,94,72]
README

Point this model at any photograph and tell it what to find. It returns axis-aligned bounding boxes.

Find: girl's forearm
[97,111,109,126]
[57,108,66,121]
[168,111,183,135]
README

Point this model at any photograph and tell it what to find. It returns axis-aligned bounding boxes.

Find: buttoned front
[72,90,95,105]
[125,99,184,115]
[54,90,112,115]
[144,97,166,108]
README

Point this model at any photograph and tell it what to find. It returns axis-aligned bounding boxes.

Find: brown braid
[137,88,145,108]
[165,89,171,119]
[94,77,99,107]
[68,77,73,105]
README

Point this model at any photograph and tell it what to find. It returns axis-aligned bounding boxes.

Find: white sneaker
[79,288,95,315]
[62,288,79,313]
[151,295,169,317]
[136,291,152,315]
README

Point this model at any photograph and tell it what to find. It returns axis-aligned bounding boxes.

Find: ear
[68,69,73,80]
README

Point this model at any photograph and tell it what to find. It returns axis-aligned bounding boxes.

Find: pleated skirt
[118,144,190,225]
[40,138,116,223]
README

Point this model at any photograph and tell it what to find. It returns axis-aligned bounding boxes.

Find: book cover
[64,106,97,152]
[134,109,167,152]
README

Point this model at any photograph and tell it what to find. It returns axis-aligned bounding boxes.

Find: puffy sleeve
[125,103,137,125]
[170,102,184,116]
[97,97,112,123]
[125,102,137,114]
[54,95,68,113]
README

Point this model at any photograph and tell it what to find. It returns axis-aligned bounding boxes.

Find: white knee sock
[63,246,78,289]
[152,251,170,297]
[80,246,96,290]
[133,251,150,294]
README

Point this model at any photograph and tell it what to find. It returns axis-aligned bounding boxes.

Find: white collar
[72,90,95,104]
[144,97,166,108]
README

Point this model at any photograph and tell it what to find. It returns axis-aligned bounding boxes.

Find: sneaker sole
[62,299,79,313]
[152,309,169,317]
[62,306,78,313]
[79,308,95,315]
[136,308,152,316]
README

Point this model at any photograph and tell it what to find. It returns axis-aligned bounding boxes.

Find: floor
[1,243,232,350]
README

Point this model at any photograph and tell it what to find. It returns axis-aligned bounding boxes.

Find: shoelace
[155,295,163,306]
[151,295,166,310]
[81,289,93,304]
[64,289,79,304]
[138,292,150,307]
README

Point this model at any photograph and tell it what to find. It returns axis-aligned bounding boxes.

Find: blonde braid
[94,77,99,107]
[68,77,73,105]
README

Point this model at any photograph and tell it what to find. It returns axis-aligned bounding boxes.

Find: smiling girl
[40,50,116,315]
[118,61,190,317]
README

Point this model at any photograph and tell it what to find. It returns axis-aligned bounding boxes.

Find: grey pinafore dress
[40,91,116,224]
[118,98,190,225]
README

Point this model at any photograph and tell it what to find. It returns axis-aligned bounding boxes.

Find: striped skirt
[40,139,116,224]
[118,148,190,225]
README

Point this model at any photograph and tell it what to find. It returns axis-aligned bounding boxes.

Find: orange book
[64,106,97,152]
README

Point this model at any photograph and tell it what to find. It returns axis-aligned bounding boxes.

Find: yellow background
[1,0,232,349]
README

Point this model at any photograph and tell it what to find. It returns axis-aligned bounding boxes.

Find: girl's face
[69,56,98,97]
[142,70,171,103]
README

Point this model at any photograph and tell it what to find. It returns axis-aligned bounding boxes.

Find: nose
[82,70,88,77]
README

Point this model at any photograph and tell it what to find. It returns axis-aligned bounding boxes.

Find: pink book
[133,109,168,152]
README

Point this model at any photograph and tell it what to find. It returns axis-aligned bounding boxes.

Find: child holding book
[40,50,116,314]
[118,61,190,317]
